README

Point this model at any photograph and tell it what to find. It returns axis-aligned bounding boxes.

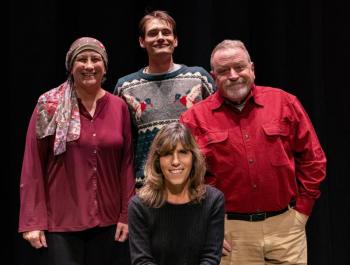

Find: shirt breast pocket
[262,122,291,166]
[196,131,233,173]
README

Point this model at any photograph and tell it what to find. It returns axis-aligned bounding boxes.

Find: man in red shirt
[180,40,326,265]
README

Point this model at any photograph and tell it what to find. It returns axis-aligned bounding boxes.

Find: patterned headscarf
[36,37,108,155]
[65,37,108,72]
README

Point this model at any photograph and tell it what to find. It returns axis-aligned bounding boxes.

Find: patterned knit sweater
[114,65,215,187]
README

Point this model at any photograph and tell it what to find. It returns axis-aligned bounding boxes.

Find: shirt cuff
[294,196,315,216]
[118,212,128,224]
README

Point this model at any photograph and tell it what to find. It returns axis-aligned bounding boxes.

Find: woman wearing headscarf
[18,37,135,265]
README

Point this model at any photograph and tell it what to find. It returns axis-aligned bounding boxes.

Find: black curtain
[10,0,349,264]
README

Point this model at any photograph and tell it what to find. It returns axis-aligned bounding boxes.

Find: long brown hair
[139,122,206,208]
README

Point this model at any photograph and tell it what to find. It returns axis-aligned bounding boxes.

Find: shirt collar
[251,85,264,107]
[209,84,264,111]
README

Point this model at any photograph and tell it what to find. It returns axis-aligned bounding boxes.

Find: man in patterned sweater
[114,10,215,188]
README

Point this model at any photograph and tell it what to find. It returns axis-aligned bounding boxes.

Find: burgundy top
[180,85,326,216]
[19,92,135,232]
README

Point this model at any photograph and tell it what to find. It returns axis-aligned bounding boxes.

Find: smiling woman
[18,37,135,265]
[160,141,193,203]
[72,50,107,116]
[128,122,225,265]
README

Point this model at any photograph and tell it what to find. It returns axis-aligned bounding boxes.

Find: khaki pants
[221,208,308,265]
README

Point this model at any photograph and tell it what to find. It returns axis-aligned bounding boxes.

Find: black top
[128,185,225,265]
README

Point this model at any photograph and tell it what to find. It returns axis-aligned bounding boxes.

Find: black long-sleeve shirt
[128,185,225,265]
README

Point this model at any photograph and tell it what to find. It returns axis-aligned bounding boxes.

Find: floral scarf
[36,81,80,155]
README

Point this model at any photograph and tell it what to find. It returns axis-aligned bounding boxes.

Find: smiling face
[211,47,255,104]
[71,50,106,89]
[159,142,193,191]
[139,18,178,58]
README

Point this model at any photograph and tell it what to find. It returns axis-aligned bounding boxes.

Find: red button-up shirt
[180,85,326,216]
[19,92,135,232]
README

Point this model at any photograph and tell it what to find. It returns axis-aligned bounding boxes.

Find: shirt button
[252,184,257,189]
[93,150,97,154]
[245,134,249,139]
[92,133,96,137]
[93,167,97,171]
[248,159,254,164]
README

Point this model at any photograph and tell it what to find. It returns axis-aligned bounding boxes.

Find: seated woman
[128,122,225,265]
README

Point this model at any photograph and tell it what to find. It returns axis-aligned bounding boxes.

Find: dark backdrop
[10,0,349,264]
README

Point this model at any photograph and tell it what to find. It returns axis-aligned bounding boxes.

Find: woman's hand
[23,230,47,249]
[115,222,129,242]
